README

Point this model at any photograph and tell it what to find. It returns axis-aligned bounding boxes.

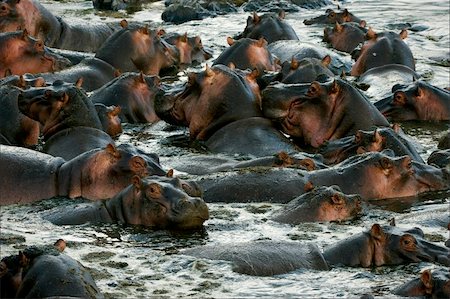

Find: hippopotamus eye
[400,235,417,251]
[147,183,162,199]
[379,157,393,170]
[393,92,406,105]
[328,12,336,18]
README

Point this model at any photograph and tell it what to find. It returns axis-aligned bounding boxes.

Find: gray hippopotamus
[0,143,166,205]
[44,175,209,230]
[394,269,450,298]
[428,149,450,169]
[0,240,103,298]
[270,185,362,223]
[163,32,212,65]
[261,78,389,148]
[234,11,299,44]
[375,80,450,121]
[304,8,361,25]
[323,21,367,53]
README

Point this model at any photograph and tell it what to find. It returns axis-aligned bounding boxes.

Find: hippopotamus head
[394,269,450,298]
[154,64,262,140]
[110,175,209,229]
[0,30,71,77]
[324,223,450,267]
[323,21,367,53]
[17,79,102,139]
[279,56,334,84]
[303,8,361,25]
[0,74,46,88]
[261,78,388,148]
[375,80,450,121]
[94,103,122,137]
[163,32,212,65]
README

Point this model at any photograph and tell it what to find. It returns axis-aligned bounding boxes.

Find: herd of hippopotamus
[0,0,449,298]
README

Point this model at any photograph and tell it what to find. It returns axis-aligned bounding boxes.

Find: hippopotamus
[0,143,166,205]
[213,37,279,72]
[95,103,123,137]
[234,11,299,44]
[351,29,415,76]
[428,149,450,169]
[90,72,161,123]
[270,186,362,223]
[375,80,450,121]
[261,78,389,148]
[163,32,212,65]
[0,240,103,298]
[438,130,450,149]
[182,241,329,276]
[318,126,425,165]
[394,269,450,298]
[267,40,352,75]
[44,175,209,230]
[278,56,334,84]
[195,151,449,203]
[0,30,71,78]
[0,73,45,88]
[323,223,450,267]
[323,21,367,53]
[18,79,114,160]
[304,8,361,25]
[0,0,115,52]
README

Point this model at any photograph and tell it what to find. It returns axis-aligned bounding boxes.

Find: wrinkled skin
[235,11,299,44]
[213,37,279,73]
[304,8,361,25]
[0,143,166,205]
[45,176,209,230]
[182,241,329,276]
[351,29,415,76]
[0,241,103,298]
[278,56,334,84]
[95,103,123,137]
[261,78,389,148]
[323,223,450,267]
[271,186,362,223]
[0,30,70,77]
[155,64,262,140]
[394,269,450,298]
[163,32,212,65]
[323,21,367,53]
[90,72,162,123]
[375,80,450,121]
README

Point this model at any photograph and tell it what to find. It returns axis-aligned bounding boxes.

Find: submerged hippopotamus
[375,80,450,121]
[234,11,299,44]
[428,149,450,169]
[261,78,389,148]
[394,269,450,298]
[323,21,367,53]
[163,32,212,65]
[351,29,415,76]
[303,8,361,25]
[0,240,103,298]
[324,223,450,267]
[45,175,209,230]
[0,143,166,205]
[0,30,70,78]
[270,185,362,223]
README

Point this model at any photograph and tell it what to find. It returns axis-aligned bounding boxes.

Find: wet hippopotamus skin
[303,8,361,25]
[277,56,334,84]
[90,72,162,123]
[182,241,329,276]
[323,21,367,53]
[261,78,389,148]
[270,186,362,223]
[95,103,123,137]
[0,30,71,78]
[428,149,450,169]
[0,143,166,205]
[323,223,450,267]
[0,0,114,52]
[375,80,450,121]
[438,130,450,149]
[0,74,46,88]
[163,32,212,65]
[213,37,279,72]
[394,269,450,298]
[234,11,299,44]
[196,151,450,203]
[351,29,415,76]
[45,175,209,230]
[0,240,103,298]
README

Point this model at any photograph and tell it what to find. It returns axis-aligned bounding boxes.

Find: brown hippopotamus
[375,80,450,121]
[323,223,450,267]
[195,151,449,203]
[323,21,367,53]
[394,269,450,298]
[261,78,389,148]
[0,143,166,205]
[303,8,361,25]
[0,240,103,298]
[44,175,209,230]
[270,186,362,223]
[90,72,161,123]
[163,32,212,65]
[0,0,115,52]
[351,29,415,76]
[234,11,299,44]
[277,56,334,84]
[95,103,123,137]
[0,30,70,78]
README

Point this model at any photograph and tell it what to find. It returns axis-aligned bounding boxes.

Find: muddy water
[1,0,449,298]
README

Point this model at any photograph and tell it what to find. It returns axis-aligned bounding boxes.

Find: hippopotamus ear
[257,38,268,48]
[321,55,331,67]
[370,224,385,240]
[114,69,122,77]
[252,12,260,24]
[228,62,236,70]
[75,77,83,88]
[359,20,367,28]
[399,29,408,40]
[420,270,433,293]
[330,80,340,94]
[373,129,384,144]
[414,86,424,98]
[379,157,393,174]
[226,36,235,46]
[105,143,120,158]
[278,10,286,20]
[290,57,299,70]
[180,32,188,43]
[304,181,314,192]
[132,175,141,189]
[366,28,377,40]
[342,9,351,22]
[120,19,128,28]
[331,194,344,205]
[166,169,174,177]
[275,151,292,166]
[205,64,214,77]
[334,22,343,32]
[389,217,396,226]
[54,239,66,252]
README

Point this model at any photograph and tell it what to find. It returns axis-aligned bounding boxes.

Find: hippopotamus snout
[43,48,72,71]
[412,161,450,191]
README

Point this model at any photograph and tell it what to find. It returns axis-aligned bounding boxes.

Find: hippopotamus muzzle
[412,161,450,191]
[43,47,72,71]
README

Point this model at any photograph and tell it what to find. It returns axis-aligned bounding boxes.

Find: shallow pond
[1,0,449,298]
